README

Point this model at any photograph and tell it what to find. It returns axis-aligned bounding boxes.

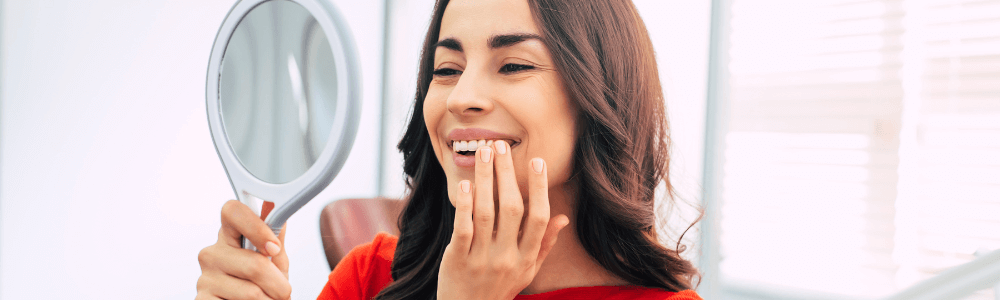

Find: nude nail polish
[461,180,471,193]
[265,241,281,255]
[480,147,492,162]
[531,158,544,174]
[497,140,507,154]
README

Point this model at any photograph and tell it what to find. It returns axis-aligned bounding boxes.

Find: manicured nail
[460,180,471,193]
[265,241,281,255]
[480,147,492,162]
[531,158,545,174]
[496,140,507,154]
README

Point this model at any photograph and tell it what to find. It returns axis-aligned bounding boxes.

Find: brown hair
[377,1,699,299]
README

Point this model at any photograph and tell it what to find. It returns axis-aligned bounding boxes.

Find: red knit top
[317,232,702,300]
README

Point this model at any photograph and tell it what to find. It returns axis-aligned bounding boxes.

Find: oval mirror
[206,0,361,250]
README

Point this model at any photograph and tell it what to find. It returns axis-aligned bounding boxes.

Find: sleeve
[316,234,388,300]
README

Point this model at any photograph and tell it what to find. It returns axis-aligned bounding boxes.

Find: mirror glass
[219,0,337,184]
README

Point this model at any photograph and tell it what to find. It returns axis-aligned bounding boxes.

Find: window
[715,0,1000,298]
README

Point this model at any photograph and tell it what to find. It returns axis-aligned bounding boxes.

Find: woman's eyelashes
[431,63,535,78]
[433,68,461,76]
[499,63,534,74]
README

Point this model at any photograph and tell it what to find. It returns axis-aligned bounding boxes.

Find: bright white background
[0,1,711,299]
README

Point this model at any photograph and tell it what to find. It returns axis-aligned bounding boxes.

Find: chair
[319,197,405,270]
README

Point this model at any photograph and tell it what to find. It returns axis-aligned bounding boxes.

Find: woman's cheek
[547,135,576,187]
[423,96,446,164]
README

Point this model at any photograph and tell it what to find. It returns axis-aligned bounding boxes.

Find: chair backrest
[319,197,404,270]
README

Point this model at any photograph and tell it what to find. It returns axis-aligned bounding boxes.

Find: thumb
[272,224,290,278]
[534,214,569,271]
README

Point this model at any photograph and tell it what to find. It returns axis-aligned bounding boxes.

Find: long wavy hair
[375,1,700,299]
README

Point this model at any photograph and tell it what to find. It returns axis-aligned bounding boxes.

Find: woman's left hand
[437,140,570,300]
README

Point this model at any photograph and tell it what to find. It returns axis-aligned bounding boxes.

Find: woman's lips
[454,152,477,168]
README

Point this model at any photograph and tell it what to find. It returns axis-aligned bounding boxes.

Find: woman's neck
[518,185,628,295]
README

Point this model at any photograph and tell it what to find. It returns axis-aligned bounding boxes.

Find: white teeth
[452,139,512,153]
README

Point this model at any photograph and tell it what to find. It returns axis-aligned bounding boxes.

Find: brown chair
[319,197,405,270]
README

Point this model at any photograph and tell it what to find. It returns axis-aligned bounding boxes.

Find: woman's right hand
[437,141,569,300]
[196,200,291,300]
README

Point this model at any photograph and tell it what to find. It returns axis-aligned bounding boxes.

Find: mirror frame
[205,0,361,235]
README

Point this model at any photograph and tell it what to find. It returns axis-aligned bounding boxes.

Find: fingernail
[496,140,507,154]
[480,147,492,162]
[265,241,281,255]
[460,180,471,193]
[531,158,545,174]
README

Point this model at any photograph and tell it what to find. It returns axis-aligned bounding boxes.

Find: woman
[196,0,701,299]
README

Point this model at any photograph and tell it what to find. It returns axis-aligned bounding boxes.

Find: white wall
[379,0,435,199]
[633,0,712,240]
[0,1,383,299]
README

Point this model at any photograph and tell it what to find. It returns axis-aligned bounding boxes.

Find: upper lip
[447,128,521,148]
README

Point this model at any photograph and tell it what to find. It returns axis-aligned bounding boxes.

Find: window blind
[719,0,1000,298]
[720,0,907,297]
[895,0,1000,299]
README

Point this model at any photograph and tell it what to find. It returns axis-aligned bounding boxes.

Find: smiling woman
[370,0,701,299]
[196,0,702,299]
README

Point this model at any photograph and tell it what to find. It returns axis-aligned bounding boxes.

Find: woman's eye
[499,63,534,74]
[433,68,461,76]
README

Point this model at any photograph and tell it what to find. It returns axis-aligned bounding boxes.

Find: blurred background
[0,0,996,299]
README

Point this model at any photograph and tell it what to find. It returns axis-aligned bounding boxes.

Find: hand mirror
[206,0,361,250]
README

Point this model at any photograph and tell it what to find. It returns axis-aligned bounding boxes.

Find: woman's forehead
[439,0,540,46]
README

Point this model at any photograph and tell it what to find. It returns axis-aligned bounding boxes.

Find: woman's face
[424,0,577,203]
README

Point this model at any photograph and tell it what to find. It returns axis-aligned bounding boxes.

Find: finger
[519,158,550,255]
[205,245,291,300]
[449,180,475,256]
[534,214,569,271]
[271,224,289,278]
[472,145,495,250]
[220,200,282,256]
[494,140,524,246]
[200,271,276,300]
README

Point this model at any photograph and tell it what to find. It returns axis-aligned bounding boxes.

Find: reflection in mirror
[219,0,337,184]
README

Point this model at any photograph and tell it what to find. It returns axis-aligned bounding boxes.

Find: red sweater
[317,232,701,300]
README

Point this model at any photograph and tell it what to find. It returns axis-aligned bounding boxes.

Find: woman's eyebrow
[434,38,463,52]
[488,33,542,49]
[434,33,542,53]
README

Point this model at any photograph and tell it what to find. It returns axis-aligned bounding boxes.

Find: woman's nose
[445,68,494,118]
